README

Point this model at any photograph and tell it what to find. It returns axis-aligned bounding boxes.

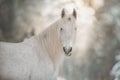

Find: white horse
[0,8,77,80]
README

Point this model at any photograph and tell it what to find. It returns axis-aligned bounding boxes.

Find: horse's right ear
[73,9,77,19]
[61,8,65,18]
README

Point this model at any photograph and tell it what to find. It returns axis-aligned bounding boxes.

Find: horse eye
[60,28,63,31]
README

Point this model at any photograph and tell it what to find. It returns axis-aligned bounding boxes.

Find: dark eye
[60,28,63,31]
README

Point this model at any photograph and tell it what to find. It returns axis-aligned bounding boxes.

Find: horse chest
[0,38,54,80]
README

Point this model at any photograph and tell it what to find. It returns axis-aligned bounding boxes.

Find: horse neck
[37,21,64,66]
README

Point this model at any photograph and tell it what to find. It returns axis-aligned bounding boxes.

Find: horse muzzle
[63,47,72,56]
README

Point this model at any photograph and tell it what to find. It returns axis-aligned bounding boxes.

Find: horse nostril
[69,47,72,53]
[63,47,66,53]
[63,47,72,54]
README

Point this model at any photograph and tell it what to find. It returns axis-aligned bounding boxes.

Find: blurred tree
[0,0,45,42]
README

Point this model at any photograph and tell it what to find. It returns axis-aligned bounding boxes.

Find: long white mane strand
[36,19,65,69]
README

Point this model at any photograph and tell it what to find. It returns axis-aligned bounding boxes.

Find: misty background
[0,0,120,80]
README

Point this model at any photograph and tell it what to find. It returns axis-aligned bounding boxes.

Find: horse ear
[73,9,77,19]
[61,8,65,18]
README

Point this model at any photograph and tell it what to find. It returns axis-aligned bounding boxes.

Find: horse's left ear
[73,9,77,19]
[61,8,65,18]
